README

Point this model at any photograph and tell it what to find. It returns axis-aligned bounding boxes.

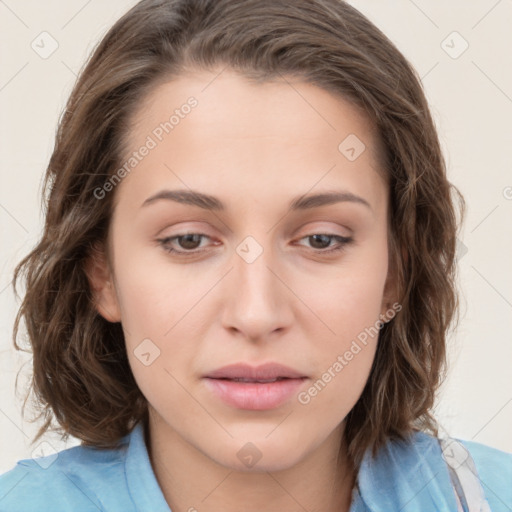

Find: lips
[204,362,307,381]
[203,363,308,410]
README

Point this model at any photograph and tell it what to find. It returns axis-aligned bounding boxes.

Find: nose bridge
[221,232,290,338]
[235,233,280,304]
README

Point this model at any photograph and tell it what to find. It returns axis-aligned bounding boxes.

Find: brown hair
[12,0,465,469]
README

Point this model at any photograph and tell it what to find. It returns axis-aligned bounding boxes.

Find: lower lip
[203,377,307,410]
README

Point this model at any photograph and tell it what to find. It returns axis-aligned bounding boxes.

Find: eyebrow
[140,188,372,212]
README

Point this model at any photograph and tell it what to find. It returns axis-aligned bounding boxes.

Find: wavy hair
[12,0,465,469]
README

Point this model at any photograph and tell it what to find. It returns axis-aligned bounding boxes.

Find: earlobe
[84,242,122,323]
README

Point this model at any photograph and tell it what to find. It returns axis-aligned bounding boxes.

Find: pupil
[310,234,330,249]
[180,234,201,249]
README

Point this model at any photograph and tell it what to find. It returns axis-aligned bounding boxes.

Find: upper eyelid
[159,229,350,239]
[157,220,353,238]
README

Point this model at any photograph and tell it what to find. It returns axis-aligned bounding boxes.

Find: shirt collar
[124,422,172,512]
[125,423,457,512]
[353,430,458,511]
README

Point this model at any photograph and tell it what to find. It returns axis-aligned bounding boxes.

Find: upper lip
[204,363,307,380]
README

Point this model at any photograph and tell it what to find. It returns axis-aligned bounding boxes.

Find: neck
[146,412,357,512]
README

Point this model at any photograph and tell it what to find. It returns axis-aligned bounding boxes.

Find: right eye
[157,233,214,255]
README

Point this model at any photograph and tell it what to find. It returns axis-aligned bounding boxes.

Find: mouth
[204,362,307,381]
[213,377,295,383]
[203,363,308,410]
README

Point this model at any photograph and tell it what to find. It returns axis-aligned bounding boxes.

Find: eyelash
[156,232,354,257]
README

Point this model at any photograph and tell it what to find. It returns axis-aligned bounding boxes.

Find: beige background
[1,0,511,473]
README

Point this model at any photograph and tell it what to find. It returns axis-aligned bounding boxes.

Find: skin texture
[87,67,397,512]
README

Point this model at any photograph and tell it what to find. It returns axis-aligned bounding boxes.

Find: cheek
[113,248,205,341]
[299,237,388,386]
[308,238,388,337]
[320,272,385,344]
[296,272,383,415]
[112,249,209,402]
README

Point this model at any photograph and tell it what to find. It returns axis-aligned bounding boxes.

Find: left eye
[295,233,353,253]
[157,233,353,255]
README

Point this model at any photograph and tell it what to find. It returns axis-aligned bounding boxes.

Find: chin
[207,435,308,473]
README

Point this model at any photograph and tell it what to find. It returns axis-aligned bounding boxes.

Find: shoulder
[355,429,512,512]
[0,439,132,512]
[403,431,512,511]
[410,431,512,511]
[456,437,512,510]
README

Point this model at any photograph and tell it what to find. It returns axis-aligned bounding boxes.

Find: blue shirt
[1,423,511,511]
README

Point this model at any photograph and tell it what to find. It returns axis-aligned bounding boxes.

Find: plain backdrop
[1,0,511,473]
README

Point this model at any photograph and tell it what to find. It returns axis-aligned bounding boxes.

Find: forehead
[126,68,378,149]
[115,68,387,217]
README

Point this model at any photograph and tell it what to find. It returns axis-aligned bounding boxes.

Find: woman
[1,0,510,510]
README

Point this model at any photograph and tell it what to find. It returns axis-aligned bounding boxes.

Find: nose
[220,237,293,342]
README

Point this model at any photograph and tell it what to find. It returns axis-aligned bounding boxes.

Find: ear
[84,241,121,323]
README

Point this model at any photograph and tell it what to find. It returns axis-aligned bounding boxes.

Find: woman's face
[92,67,395,471]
